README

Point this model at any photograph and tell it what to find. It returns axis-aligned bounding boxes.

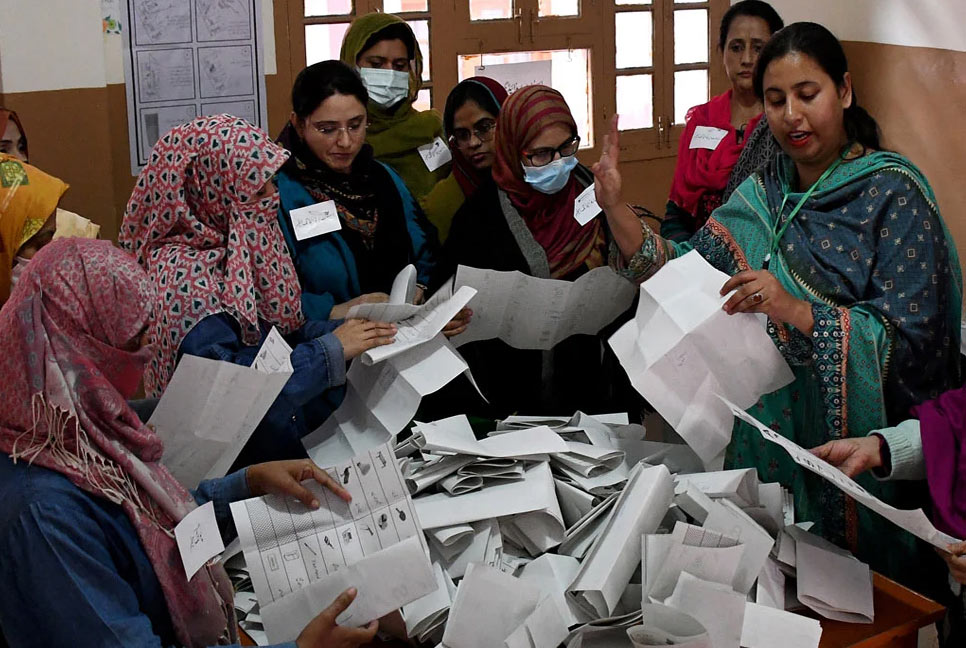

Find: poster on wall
[122,0,268,175]
[473,61,552,95]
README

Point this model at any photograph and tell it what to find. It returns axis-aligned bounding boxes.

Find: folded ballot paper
[608,250,794,469]
[229,442,435,643]
[347,285,477,364]
[149,354,291,487]
[719,395,963,549]
[451,265,636,349]
[626,604,711,648]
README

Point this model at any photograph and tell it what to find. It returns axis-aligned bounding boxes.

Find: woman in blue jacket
[276,60,439,320]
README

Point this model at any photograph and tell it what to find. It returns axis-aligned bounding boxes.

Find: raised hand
[592,114,623,210]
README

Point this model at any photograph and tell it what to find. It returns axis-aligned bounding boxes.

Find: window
[292,0,729,162]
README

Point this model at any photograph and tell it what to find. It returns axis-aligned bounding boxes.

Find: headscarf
[0,154,68,302]
[444,76,509,197]
[492,85,605,279]
[0,238,237,648]
[120,115,303,397]
[668,90,763,220]
[913,386,966,539]
[0,108,28,160]
[277,123,381,249]
[340,13,446,198]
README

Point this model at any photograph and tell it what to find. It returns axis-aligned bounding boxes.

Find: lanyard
[763,151,846,269]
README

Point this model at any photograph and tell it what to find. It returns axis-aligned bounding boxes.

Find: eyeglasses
[522,134,580,167]
[449,118,497,148]
[310,119,367,141]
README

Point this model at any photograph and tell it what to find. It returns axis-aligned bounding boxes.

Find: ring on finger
[752,292,764,304]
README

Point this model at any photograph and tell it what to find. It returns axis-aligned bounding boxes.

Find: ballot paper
[552,442,625,477]
[429,519,503,579]
[755,558,786,610]
[558,493,620,560]
[519,554,589,628]
[149,355,290,486]
[348,285,477,364]
[740,602,821,648]
[555,479,600,527]
[796,540,874,623]
[302,335,476,465]
[230,442,434,642]
[506,595,571,648]
[390,264,418,305]
[407,455,476,495]
[402,562,457,641]
[412,415,568,458]
[568,464,674,617]
[626,604,711,648]
[665,573,745,648]
[452,265,636,349]
[642,522,743,600]
[415,462,565,554]
[252,327,294,374]
[608,251,794,468]
[674,469,759,508]
[719,395,963,549]
[702,499,775,595]
[439,462,525,495]
[443,563,542,648]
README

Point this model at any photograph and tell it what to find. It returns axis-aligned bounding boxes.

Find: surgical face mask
[521,155,578,195]
[357,67,410,108]
[10,256,30,289]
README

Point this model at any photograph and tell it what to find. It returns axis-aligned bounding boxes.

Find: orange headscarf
[0,108,28,161]
[0,154,69,302]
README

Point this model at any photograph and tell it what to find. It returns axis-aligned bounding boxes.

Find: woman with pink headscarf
[0,238,377,648]
[120,115,395,467]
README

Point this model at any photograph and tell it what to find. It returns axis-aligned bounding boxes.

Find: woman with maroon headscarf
[0,238,376,648]
[435,85,644,417]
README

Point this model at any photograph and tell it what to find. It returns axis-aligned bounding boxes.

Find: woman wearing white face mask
[0,154,68,305]
[340,13,448,201]
[432,85,648,418]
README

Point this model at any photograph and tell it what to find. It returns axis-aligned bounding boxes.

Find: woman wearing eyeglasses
[275,61,442,322]
[436,85,639,417]
[419,77,508,243]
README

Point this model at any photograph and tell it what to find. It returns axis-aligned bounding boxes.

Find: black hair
[358,22,415,61]
[754,22,881,150]
[719,0,783,51]
[291,60,368,121]
[443,80,503,137]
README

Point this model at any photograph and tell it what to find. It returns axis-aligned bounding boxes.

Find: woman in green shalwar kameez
[340,13,449,200]
[595,22,962,596]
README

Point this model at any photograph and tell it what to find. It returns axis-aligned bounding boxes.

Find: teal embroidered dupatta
[621,150,962,594]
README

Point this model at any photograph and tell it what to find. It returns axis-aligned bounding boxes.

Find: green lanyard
[763,151,846,268]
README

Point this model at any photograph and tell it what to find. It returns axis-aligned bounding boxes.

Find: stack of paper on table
[451,265,636,349]
[149,354,291,487]
[608,250,795,469]
[229,442,435,643]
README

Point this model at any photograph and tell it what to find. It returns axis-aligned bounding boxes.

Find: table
[239,573,944,648]
[816,573,945,648]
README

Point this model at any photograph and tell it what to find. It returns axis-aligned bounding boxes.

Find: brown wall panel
[844,41,966,278]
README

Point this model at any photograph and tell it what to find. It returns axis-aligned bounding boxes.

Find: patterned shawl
[492,85,604,279]
[276,122,381,249]
[120,115,303,397]
[340,12,447,199]
[0,238,236,648]
[0,154,68,302]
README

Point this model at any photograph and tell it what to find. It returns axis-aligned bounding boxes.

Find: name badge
[574,183,602,226]
[689,126,729,150]
[290,200,341,241]
[417,137,453,172]
[174,501,225,579]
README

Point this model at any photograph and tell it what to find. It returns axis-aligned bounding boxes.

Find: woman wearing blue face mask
[432,85,646,418]
[340,13,448,201]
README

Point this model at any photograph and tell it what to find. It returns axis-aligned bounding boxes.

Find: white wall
[0,0,277,93]
[754,0,966,53]
[0,0,107,93]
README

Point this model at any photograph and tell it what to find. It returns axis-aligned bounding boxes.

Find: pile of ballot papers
[225,409,895,648]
